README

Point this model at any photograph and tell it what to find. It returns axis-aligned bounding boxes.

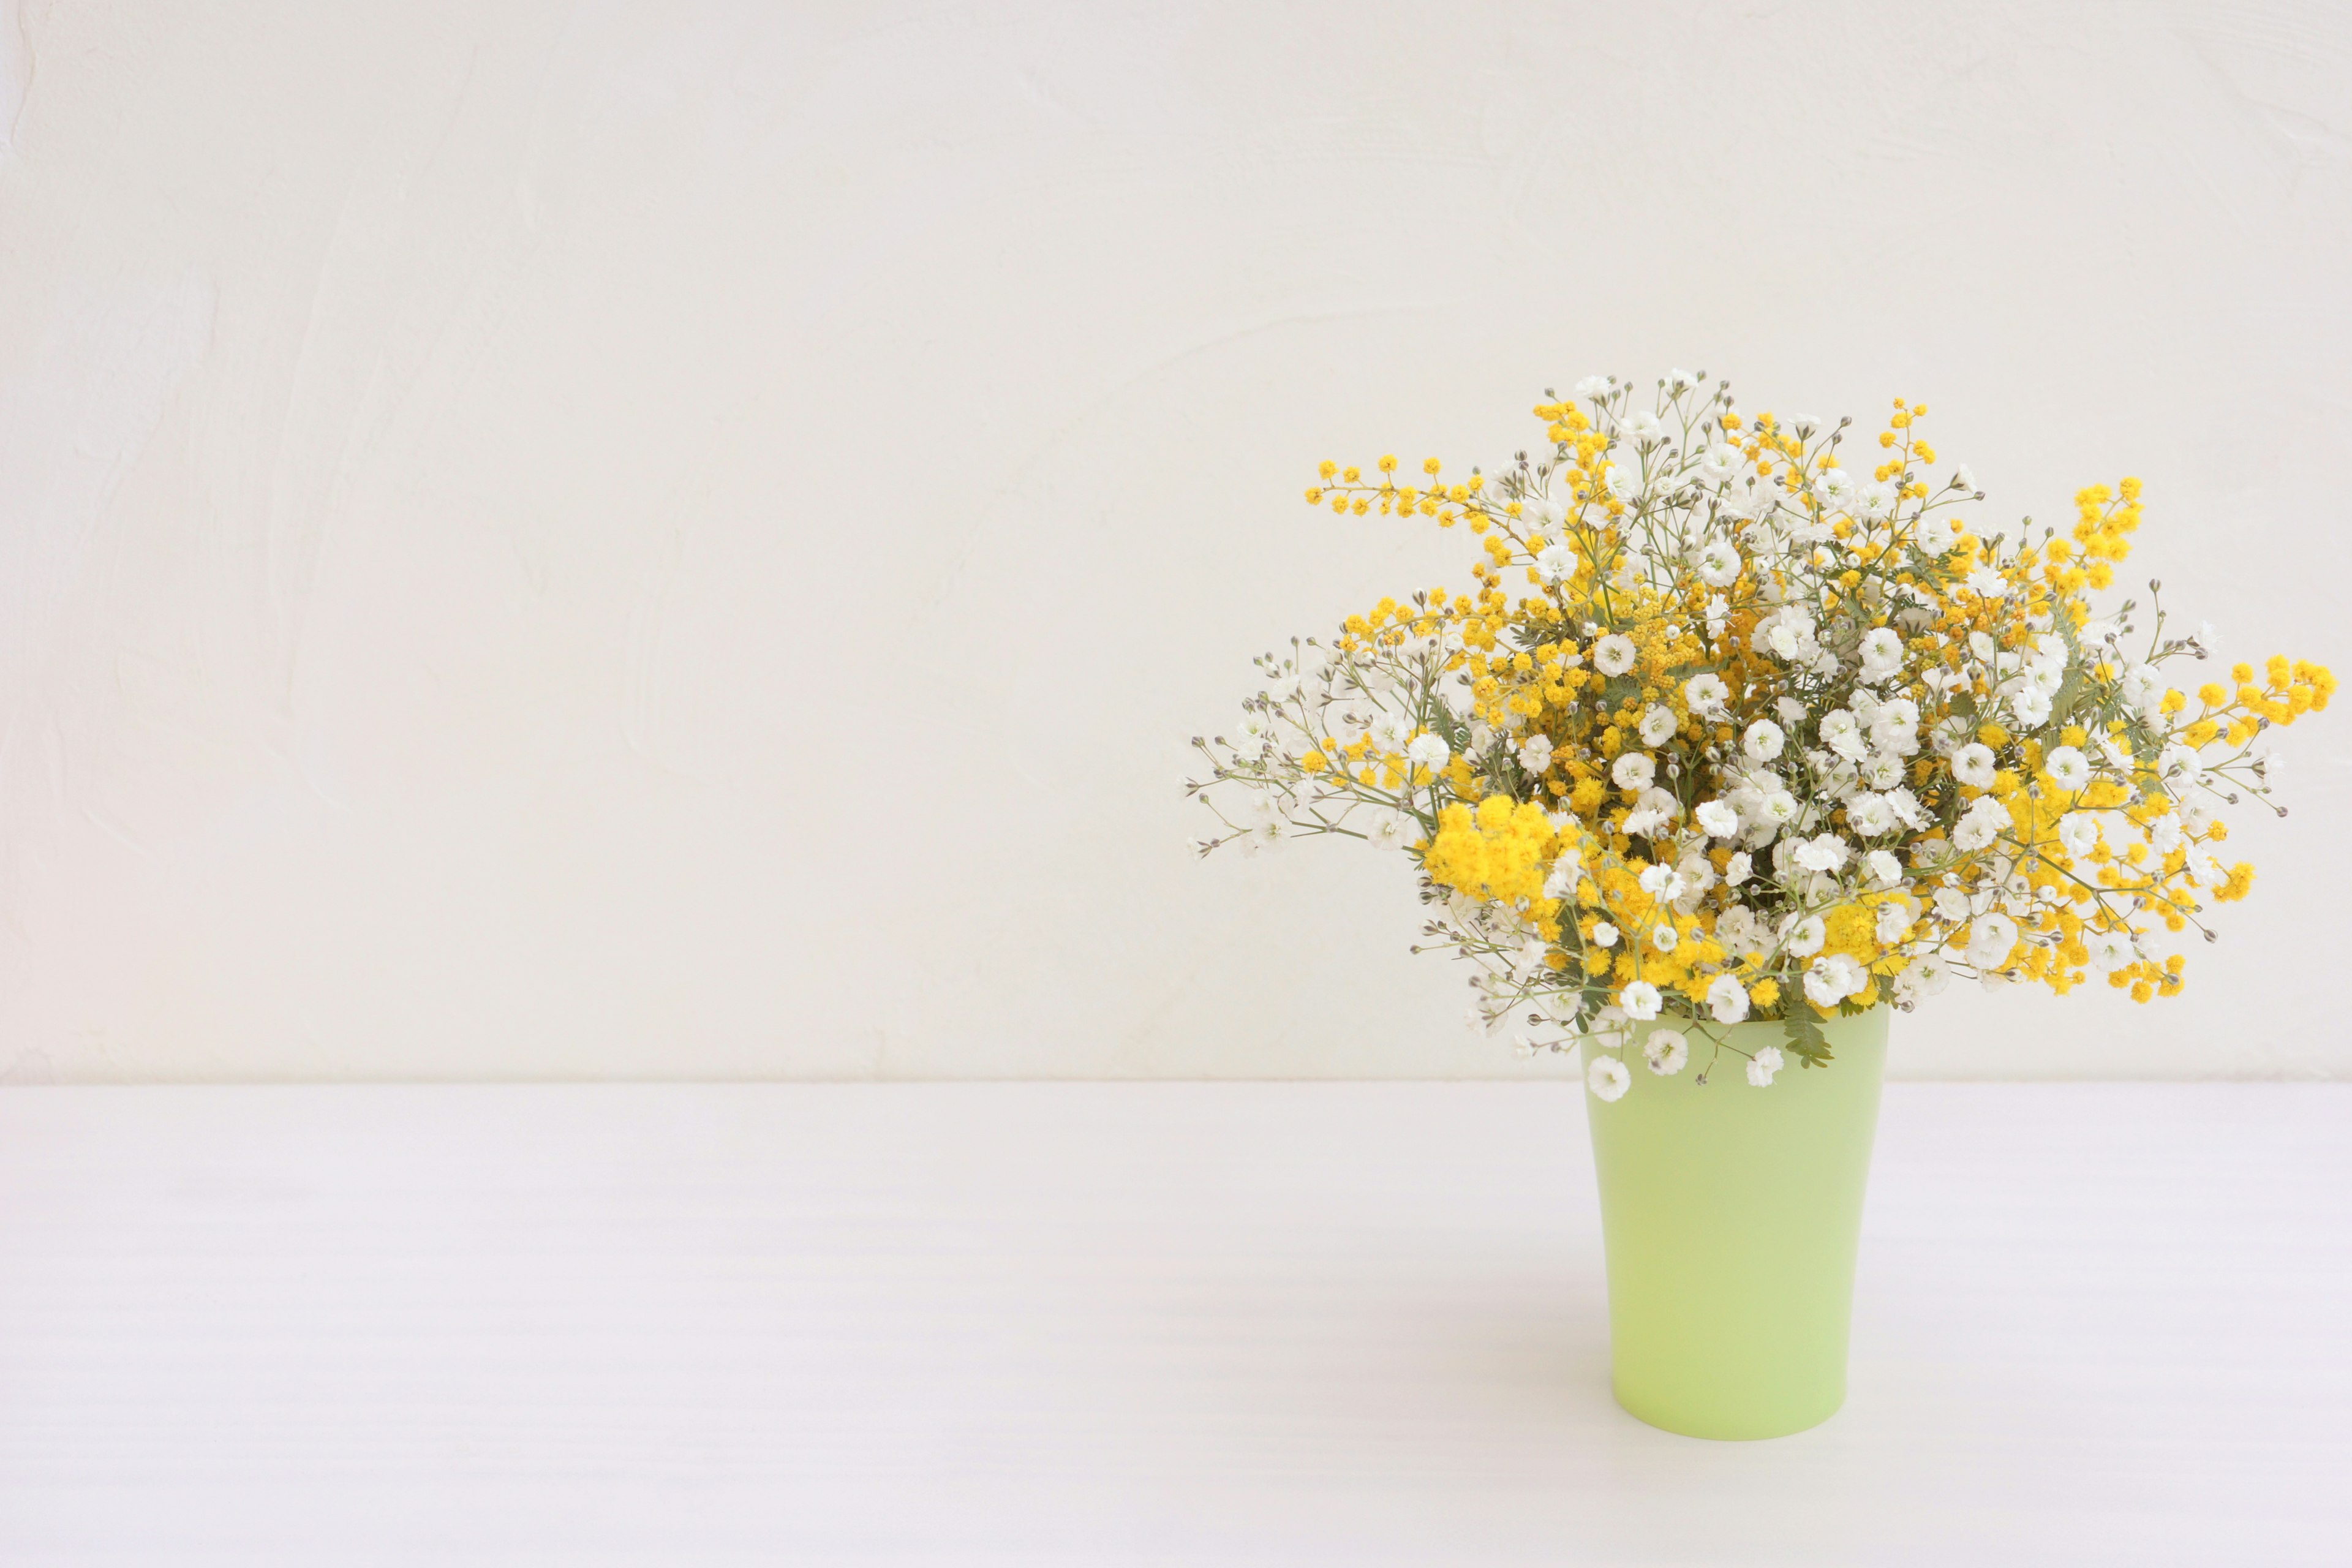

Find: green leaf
[2048,611,2089,728]
[1782,1009,1834,1067]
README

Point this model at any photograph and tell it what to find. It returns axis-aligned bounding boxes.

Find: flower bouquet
[1185,372,2331,1437]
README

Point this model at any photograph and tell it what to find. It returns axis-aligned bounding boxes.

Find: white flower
[1893,952,1951,1004]
[2119,663,2164,710]
[2253,750,2286,784]
[1746,1045,1784,1088]
[1952,794,2009,853]
[2039,744,2089,791]
[1864,848,1904,888]
[1785,914,1826,957]
[1704,594,1730,641]
[1611,751,1656,791]
[1848,793,1897,837]
[1368,712,1412,752]
[1916,516,1958,556]
[2054,813,2098,858]
[1965,565,2007,598]
[1870,700,1920,755]
[1518,734,1555,774]
[1819,709,1866,761]
[1603,465,1637,500]
[1685,672,1730,714]
[1804,952,1866,1008]
[1706,973,1750,1023]
[1591,921,1619,948]
[2158,744,2199,786]
[1760,790,1800,827]
[1586,1054,1631,1102]
[2085,929,2135,973]
[1621,409,1665,446]
[1874,895,1914,943]
[1724,851,1754,886]
[1744,719,1786,761]
[1536,543,1580,584]
[1237,820,1289,856]
[1967,912,2019,971]
[1762,617,1814,661]
[1640,705,1679,746]
[1858,627,1905,681]
[1634,786,1682,829]
[1406,732,1452,772]
[1643,1029,1689,1075]
[1695,540,1742,587]
[1697,442,1743,484]
[2008,684,2052,729]
[1574,374,1613,400]
[1696,799,1741,837]
[1813,466,1856,506]
[1952,742,1999,789]
[1593,633,1638,676]
[1366,812,1412,851]
[1637,862,1687,902]
[1855,750,1900,792]
[1853,481,1896,521]
[2147,814,2182,855]
[1650,922,1679,954]
[1619,981,1663,1021]
[1934,886,1972,923]
[1792,834,1851,874]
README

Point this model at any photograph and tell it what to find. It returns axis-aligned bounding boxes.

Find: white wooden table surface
[2,1084,2346,1566]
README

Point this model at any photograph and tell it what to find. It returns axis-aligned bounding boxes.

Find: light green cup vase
[1581,1006,1890,1440]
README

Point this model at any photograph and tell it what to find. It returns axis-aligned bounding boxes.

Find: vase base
[1613,1382,1845,1442]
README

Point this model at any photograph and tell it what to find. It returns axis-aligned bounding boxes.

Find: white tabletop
[2,1082,2346,1566]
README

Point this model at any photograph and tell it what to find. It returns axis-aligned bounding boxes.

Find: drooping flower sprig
[1184,372,2333,1097]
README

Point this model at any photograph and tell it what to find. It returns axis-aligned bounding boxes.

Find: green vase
[1581,1007,1890,1440]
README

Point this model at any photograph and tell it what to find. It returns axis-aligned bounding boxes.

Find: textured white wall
[1,0,2346,1082]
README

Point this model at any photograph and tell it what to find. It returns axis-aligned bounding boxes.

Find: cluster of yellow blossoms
[1188,372,2331,1090]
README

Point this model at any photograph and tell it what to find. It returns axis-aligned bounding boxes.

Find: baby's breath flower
[2044,745,2091,792]
[1644,1030,1690,1075]
[1708,973,1751,1023]
[1696,799,1741,837]
[1586,1054,1631,1101]
[1619,981,1664,1021]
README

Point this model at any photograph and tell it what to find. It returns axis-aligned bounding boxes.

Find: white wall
[1,0,2346,1082]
